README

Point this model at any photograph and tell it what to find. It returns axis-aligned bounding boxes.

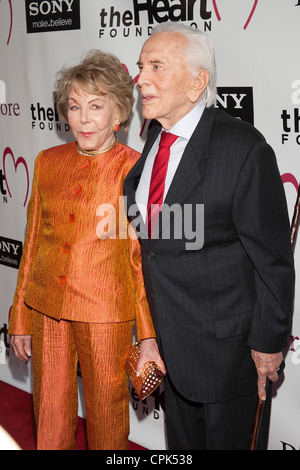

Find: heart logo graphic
[281,173,299,193]
[212,0,258,30]
[3,147,30,207]
[0,0,13,45]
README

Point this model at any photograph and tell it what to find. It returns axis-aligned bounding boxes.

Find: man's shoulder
[207,107,266,144]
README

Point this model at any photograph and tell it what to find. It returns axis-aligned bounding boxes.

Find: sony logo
[0,239,21,256]
[28,0,75,16]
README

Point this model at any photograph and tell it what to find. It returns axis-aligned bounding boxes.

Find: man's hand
[251,349,283,401]
[137,338,167,376]
[10,335,32,362]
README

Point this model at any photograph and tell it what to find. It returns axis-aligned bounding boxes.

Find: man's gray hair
[151,23,217,108]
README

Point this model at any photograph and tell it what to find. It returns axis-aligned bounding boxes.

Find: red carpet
[0,380,145,450]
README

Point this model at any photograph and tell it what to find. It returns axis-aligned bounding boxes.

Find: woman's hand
[136,338,167,376]
[10,335,32,362]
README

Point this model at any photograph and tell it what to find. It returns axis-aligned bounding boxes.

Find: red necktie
[146,131,178,238]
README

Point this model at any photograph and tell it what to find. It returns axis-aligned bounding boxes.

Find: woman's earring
[114,124,120,132]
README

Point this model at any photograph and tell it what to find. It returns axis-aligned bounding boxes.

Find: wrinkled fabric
[9,141,155,342]
[8,141,156,450]
[32,311,134,450]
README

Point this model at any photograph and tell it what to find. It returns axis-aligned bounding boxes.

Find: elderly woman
[8,50,165,450]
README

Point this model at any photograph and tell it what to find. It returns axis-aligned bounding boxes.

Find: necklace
[77,135,118,156]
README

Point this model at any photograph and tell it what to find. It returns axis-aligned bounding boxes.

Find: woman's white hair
[151,22,217,107]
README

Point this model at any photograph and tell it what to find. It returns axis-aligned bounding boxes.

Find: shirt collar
[163,103,206,140]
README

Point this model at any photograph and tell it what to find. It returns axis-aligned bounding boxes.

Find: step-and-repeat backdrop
[0,0,299,450]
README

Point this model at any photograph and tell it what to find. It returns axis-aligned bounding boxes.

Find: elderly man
[124,23,294,450]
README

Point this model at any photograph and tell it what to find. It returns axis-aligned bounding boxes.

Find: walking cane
[248,183,300,450]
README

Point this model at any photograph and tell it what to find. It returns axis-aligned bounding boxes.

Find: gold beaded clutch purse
[126,341,165,400]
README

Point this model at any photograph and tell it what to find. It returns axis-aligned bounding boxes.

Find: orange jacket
[9,141,155,341]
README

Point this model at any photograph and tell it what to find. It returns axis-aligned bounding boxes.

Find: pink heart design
[281,173,299,193]
[0,0,13,45]
[212,0,259,30]
[3,147,30,207]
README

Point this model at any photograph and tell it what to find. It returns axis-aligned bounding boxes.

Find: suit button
[58,275,67,285]
[62,242,71,254]
[148,252,156,260]
[73,184,82,195]
[82,159,91,169]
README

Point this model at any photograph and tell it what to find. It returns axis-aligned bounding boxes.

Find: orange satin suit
[8,141,155,450]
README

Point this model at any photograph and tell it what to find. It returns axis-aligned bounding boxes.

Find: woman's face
[67,86,120,153]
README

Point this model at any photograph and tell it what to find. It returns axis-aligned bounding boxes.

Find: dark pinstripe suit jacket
[124,107,295,403]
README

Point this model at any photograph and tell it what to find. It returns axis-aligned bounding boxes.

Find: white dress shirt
[136,103,205,222]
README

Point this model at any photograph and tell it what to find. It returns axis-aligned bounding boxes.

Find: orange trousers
[31,310,134,450]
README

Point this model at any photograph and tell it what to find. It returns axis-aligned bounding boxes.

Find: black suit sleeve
[232,141,295,353]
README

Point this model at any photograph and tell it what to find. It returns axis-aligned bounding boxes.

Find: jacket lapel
[124,124,161,244]
[157,107,215,242]
[164,107,214,206]
[124,108,216,246]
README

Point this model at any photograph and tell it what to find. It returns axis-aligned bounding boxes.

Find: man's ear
[188,69,210,103]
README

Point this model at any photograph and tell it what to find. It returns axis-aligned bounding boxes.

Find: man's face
[137,32,199,130]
